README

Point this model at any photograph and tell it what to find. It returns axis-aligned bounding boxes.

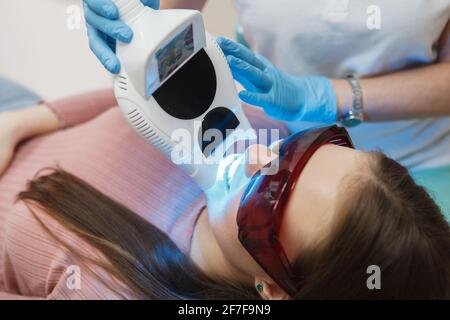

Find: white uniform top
[233,0,450,170]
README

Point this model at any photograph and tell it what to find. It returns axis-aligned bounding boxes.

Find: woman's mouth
[217,153,242,191]
[225,153,249,192]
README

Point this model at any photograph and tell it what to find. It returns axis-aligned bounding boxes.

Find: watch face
[342,113,362,128]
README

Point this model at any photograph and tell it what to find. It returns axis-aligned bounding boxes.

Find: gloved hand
[83,0,160,73]
[217,37,338,123]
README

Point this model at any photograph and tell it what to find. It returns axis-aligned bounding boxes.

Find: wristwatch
[340,74,365,127]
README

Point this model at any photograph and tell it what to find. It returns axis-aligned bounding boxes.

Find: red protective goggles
[237,125,355,296]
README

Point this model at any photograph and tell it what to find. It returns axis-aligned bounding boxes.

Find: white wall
[0,0,238,100]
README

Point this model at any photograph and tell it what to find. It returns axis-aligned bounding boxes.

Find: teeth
[226,153,247,190]
[224,162,232,190]
[218,154,242,190]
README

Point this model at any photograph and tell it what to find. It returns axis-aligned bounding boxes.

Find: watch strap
[346,74,365,121]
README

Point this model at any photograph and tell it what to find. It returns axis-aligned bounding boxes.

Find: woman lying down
[0,90,449,300]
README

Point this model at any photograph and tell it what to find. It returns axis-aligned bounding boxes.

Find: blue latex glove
[217,37,338,123]
[83,0,160,73]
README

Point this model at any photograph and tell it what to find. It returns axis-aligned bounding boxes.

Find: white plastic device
[112,0,255,191]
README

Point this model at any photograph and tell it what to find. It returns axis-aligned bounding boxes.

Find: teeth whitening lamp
[111,0,255,191]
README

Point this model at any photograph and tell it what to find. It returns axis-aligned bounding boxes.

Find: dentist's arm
[333,63,450,121]
[333,20,450,121]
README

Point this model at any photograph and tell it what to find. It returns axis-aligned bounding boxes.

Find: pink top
[0,89,289,299]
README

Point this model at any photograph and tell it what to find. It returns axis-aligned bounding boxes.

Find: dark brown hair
[18,152,450,299]
[18,169,257,300]
[291,152,450,299]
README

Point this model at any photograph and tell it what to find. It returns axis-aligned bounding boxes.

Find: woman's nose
[269,139,284,155]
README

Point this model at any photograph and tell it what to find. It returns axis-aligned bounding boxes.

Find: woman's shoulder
[2,201,135,299]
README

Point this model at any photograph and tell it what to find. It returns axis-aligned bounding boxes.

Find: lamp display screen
[156,24,195,83]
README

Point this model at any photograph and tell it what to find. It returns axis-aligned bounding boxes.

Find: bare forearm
[332,62,450,121]
[160,0,207,10]
[12,104,61,142]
